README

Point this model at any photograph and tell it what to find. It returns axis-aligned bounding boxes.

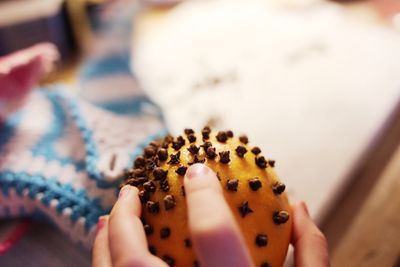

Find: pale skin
[92,164,330,267]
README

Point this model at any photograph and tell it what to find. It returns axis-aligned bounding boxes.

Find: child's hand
[92,164,329,267]
[0,43,59,120]
[291,202,330,267]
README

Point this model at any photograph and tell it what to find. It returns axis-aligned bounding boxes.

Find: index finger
[291,202,330,267]
[108,185,167,267]
[184,164,254,267]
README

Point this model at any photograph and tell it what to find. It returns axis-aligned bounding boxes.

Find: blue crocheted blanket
[0,0,168,248]
[0,85,165,247]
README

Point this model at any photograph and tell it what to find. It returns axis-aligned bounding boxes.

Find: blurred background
[1,0,400,266]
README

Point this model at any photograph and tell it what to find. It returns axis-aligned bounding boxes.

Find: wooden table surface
[322,99,400,267]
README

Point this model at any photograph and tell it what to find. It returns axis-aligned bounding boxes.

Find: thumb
[291,202,330,267]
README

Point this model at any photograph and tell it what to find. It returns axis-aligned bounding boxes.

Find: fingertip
[291,202,330,267]
[291,201,312,243]
[131,185,139,194]
[111,185,141,222]
[118,185,139,200]
[291,201,311,246]
[300,201,310,214]
[184,164,222,195]
[96,215,109,235]
[185,163,211,180]
[292,201,309,218]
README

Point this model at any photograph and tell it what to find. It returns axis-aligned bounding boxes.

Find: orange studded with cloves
[123,127,292,267]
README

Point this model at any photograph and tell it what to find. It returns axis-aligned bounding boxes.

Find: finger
[184,164,254,267]
[291,202,330,267]
[108,185,167,267]
[92,216,112,267]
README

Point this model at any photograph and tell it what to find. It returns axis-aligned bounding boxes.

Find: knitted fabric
[0,0,167,249]
[0,87,165,248]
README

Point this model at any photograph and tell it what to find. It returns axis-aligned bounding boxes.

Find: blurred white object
[133,0,400,221]
[393,13,400,31]
[0,0,63,27]
[270,0,324,8]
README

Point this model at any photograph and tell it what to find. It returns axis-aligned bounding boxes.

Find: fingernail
[96,216,108,234]
[186,163,209,179]
[119,185,132,199]
[299,201,310,216]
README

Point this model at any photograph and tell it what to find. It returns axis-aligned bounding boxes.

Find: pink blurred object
[0,221,32,256]
[372,0,400,18]
[0,43,59,120]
